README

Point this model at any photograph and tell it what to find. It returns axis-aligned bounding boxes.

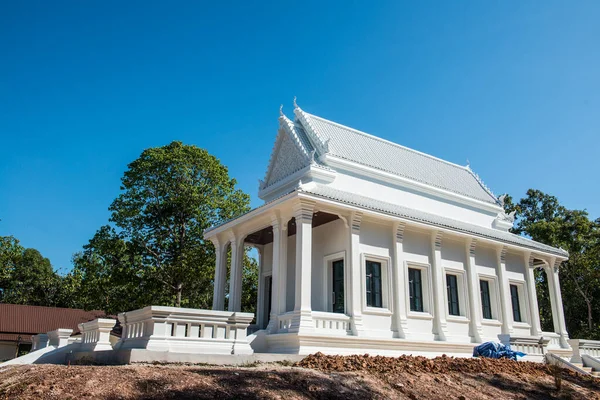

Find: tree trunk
[176,283,182,307]
[586,298,593,331]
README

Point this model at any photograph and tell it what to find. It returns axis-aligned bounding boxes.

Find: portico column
[255,245,265,329]
[211,237,227,311]
[289,201,314,333]
[496,246,513,334]
[430,231,447,341]
[391,222,409,338]
[524,253,542,336]
[546,259,570,348]
[266,217,283,333]
[349,212,364,336]
[228,234,245,312]
[465,239,483,343]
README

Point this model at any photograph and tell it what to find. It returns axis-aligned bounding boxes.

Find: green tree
[0,236,68,307]
[105,141,250,307]
[504,189,600,339]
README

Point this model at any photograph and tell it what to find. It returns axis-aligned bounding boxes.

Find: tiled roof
[0,304,107,341]
[295,109,498,205]
[301,184,568,257]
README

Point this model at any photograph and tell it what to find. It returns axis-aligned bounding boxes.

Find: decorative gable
[264,131,310,187]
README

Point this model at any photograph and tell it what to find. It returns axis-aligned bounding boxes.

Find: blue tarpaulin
[473,341,526,360]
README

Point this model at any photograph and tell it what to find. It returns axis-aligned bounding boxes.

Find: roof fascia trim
[321,154,502,213]
[297,191,567,261]
[203,191,299,239]
[258,164,336,200]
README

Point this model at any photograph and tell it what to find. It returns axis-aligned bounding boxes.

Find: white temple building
[203,100,572,357]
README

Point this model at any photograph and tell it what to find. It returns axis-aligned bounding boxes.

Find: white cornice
[320,154,502,214]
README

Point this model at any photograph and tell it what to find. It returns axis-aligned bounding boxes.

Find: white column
[546,259,570,348]
[465,238,483,343]
[348,211,364,336]
[524,253,542,336]
[228,234,245,312]
[212,237,227,311]
[391,222,409,339]
[290,201,314,333]
[430,231,447,341]
[266,218,282,333]
[255,245,265,329]
[277,217,288,316]
[496,246,513,334]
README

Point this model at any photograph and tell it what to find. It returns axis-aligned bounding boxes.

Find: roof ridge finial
[279,104,284,117]
[466,158,470,168]
[293,96,298,108]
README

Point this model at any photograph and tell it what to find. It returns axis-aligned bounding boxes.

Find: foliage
[70,141,252,314]
[0,236,70,307]
[503,189,600,339]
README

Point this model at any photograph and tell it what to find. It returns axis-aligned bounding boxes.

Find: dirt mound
[297,352,552,376]
[0,355,598,399]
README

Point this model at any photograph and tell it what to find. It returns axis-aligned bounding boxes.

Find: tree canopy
[503,189,600,339]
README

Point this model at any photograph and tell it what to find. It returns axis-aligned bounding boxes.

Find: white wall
[329,172,499,229]
[257,215,539,344]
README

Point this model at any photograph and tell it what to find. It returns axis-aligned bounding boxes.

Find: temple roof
[293,106,498,205]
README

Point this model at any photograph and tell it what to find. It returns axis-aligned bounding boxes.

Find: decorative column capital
[209,236,221,249]
[292,200,315,222]
[497,246,508,263]
[552,258,561,273]
[433,231,443,250]
[394,222,406,243]
[351,212,363,234]
[468,238,477,256]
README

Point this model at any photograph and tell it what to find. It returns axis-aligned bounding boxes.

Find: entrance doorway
[332,260,344,314]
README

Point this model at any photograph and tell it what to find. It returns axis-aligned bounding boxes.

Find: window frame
[361,254,392,315]
[404,261,434,319]
[323,251,346,314]
[478,274,502,326]
[508,280,530,326]
[442,268,469,321]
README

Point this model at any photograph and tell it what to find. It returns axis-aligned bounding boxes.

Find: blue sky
[1,1,598,272]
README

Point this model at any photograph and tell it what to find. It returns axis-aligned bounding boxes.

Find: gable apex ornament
[293,96,298,108]
[279,104,284,117]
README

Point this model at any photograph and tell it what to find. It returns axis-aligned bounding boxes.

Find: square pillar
[391,222,409,338]
[48,328,73,348]
[348,212,364,336]
[212,238,228,311]
[289,201,314,333]
[266,217,284,333]
[228,234,245,312]
[496,246,513,334]
[465,239,483,343]
[430,231,448,341]
[255,245,265,329]
[546,259,570,348]
[524,253,542,336]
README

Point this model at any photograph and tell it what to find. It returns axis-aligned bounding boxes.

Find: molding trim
[395,222,406,243]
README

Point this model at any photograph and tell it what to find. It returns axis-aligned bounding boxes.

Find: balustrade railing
[569,339,600,363]
[116,306,254,355]
[78,318,116,351]
[312,312,351,334]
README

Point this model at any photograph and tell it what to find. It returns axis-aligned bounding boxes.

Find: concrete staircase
[571,362,600,376]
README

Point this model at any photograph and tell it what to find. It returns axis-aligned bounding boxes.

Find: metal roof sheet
[298,110,498,204]
[0,304,107,338]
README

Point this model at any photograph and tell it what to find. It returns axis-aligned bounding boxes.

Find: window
[480,280,493,320]
[446,274,460,316]
[510,284,522,323]
[408,268,424,312]
[365,260,382,308]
